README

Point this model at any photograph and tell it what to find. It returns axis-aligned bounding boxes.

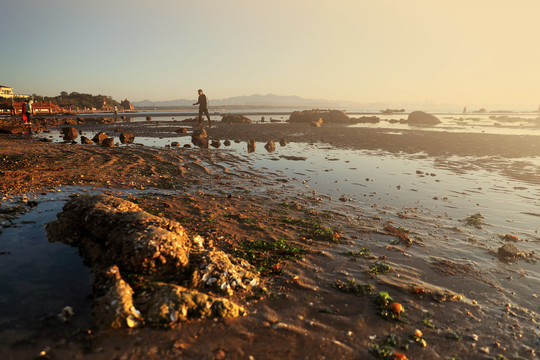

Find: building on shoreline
[0,85,29,100]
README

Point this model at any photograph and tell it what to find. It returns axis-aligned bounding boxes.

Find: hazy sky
[2,0,540,108]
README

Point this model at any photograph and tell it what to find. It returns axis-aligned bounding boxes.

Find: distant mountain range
[132,94,357,108]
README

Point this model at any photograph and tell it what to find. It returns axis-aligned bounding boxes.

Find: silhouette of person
[193,89,211,126]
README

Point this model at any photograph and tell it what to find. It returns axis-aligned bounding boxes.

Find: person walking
[193,89,211,126]
[24,99,33,124]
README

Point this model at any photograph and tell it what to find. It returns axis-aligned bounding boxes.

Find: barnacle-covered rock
[92,265,143,329]
[46,194,191,276]
[145,282,245,324]
[190,249,260,296]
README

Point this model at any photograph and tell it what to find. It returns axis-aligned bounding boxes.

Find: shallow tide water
[4,118,540,350]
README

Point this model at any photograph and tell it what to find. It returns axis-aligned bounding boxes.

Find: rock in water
[92,265,143,329]
[247,140,256,153]
[192,128,209,148]
[45,194,192,275]
[211,140,222,148]
[264,140,276,153]
[80,136,93,144]
[62,127,79,141]
[289,110,350,123]
[119,132,134,144]
[45,195,253,329]
[92,132,108,145]
[407,111,441,125]
[221,115,253,124]
[101,137,115,148]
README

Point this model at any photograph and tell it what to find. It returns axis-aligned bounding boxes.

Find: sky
[2,0,540,109]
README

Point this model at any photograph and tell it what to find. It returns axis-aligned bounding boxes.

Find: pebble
[479,346,490,354]
[271,322,288,330]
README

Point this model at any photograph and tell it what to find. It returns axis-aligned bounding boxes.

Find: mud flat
[0,122,539,359]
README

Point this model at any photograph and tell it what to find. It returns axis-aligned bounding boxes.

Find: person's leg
[198,109,203,124]
[204,109,211,125]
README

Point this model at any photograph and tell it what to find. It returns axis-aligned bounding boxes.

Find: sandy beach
[0,116,539,359]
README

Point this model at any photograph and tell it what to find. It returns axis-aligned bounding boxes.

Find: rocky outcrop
[221,115,253,124]
[119,132,134,145]
[92,265,143,329]
[62,127,79,141]
[46,195,191,275]
[289,110,350,124]
[45,195,257,329]
[146,282,245,324]
[407,111,441,126]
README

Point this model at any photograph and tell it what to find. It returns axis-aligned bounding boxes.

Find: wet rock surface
[45,195,254,329]
[221,114,252,124]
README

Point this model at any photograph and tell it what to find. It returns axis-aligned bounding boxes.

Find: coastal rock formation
[62,127,79,141]
[221,115,253,124]
[45,195,191,275]
[289,110,350,124]
[146,282,245,324]
[407,111,441,126]
[45,195,255,329]
[92,132,108,145]
[120,132,134,144]
[92,265,143,329]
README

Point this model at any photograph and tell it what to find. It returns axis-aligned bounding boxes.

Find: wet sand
[0,119,539,359]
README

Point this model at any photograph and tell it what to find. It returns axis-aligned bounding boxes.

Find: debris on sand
[462,213,485,229]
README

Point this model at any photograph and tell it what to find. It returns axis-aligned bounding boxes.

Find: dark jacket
[195,94,208,109]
